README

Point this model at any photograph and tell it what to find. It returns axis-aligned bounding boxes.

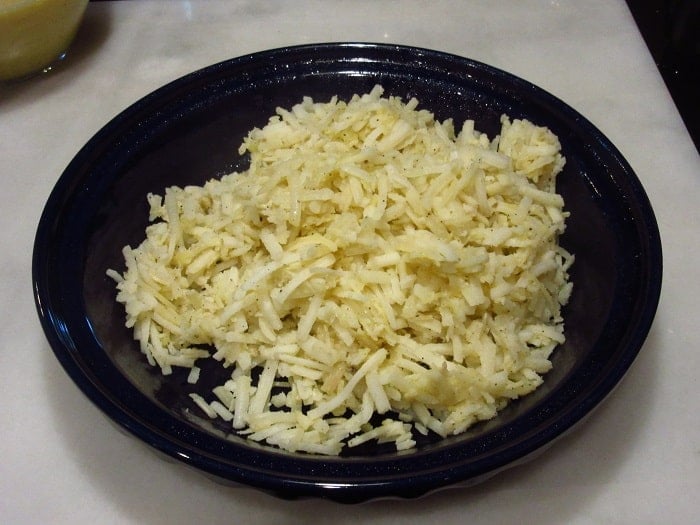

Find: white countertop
[2,1,699,523]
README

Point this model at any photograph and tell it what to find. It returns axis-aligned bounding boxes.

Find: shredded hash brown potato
[108,86,573,455]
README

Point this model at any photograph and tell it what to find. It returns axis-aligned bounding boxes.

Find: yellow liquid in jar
[0,0,88,81]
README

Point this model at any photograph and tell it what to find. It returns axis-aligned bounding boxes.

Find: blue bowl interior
[33,43,662,502]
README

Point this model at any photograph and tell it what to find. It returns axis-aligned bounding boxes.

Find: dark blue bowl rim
[32,42,663,503]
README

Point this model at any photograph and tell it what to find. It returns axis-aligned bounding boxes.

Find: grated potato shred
[108,85,573,455]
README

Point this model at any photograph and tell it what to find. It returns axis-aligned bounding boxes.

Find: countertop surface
[2,1,699,523]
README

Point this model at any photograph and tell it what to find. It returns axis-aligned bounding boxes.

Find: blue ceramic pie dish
[32,43,662,503]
